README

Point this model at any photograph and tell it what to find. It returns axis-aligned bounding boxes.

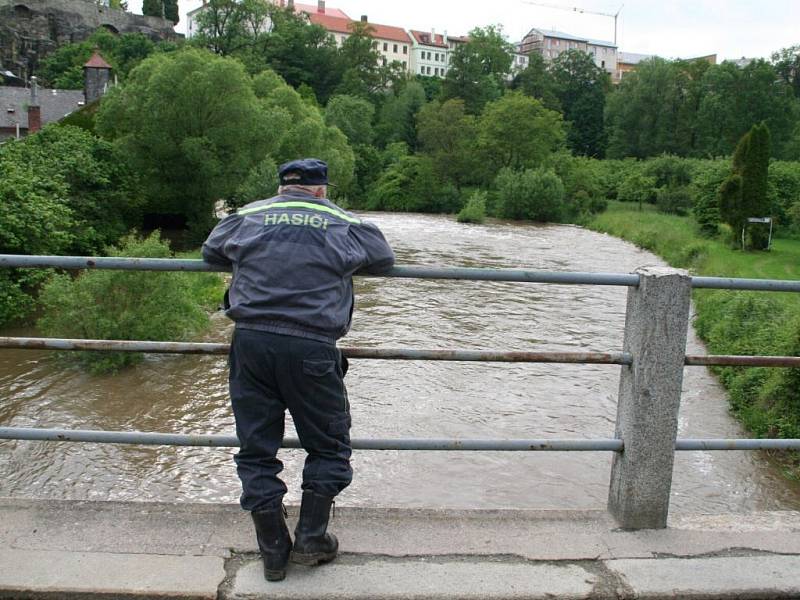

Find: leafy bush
[687,160,726,236]
[494,167,565,222]
[645,154,693,188]
[37,233,216,374]
[0,125,143,254]
[618,172,656,208]
[656,185,693,215]
[227,157,280,211]
[767,161,800,231]
[457,190,487,224]
[366,155,460,213]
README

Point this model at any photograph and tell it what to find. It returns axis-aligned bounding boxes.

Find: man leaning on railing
[201,158,395,581]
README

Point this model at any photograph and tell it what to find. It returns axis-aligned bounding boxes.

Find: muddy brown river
[1,213,799,512]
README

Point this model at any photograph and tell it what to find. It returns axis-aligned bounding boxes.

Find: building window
[403,45,408,54]
[601,60,606,68]
[426,66,431,74]
[434,68,439,76]
[373,41,378,49]
[383,42,388,51]
[403,60,407,67]
[393,43,398,53]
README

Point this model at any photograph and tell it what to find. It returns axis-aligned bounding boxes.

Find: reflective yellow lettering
[277,213,290,225]
[291,214,304,226]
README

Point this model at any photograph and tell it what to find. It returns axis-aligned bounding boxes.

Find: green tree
[252,69,355,194]
[719,123,772,249]
[772,45,800,99]
[259,6,343,102]
[550,49,609,157]
[96,49,273,236]
[325,94,375,146]
[417,98,479,190]
[336,21,403,98]
[606,58,691,158]
[442,25,513,114]
[163,0,179,23]
[375,81,427,149]
[192,0,263,56]
[512,53,560,111]
[476,91,565,180]
[696,60,797,158]
[142,0,163,18]
[1,125,143,253]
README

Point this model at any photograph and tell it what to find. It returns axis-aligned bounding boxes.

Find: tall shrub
[37,233,214,374]
[494,167,565,222]
[719,123,772,249]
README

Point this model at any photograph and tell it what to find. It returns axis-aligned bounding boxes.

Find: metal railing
[0,255,799,529]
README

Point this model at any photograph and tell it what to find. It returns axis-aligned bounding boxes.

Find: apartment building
[409,30,450,77]
[520,27,617,75]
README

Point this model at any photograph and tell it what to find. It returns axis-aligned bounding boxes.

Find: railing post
[608,266,692,530]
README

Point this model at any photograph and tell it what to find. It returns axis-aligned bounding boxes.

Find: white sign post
[745,217,774,250]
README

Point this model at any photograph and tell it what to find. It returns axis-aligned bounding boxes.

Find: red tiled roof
[306,12,411,43]
[410,30,448,48]
[84,51,112,69]
[367,22,412,44]
[292,2,350,19]
[306,12,352,34]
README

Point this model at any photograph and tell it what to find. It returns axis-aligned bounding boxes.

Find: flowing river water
[1,213,799,512]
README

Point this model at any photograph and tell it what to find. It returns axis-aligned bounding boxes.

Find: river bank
[587,201,800,478]
[3,213,799,511]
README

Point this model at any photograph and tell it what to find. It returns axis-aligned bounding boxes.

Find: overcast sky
[129,0,798,61]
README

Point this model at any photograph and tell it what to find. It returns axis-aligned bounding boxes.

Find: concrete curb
[2,499,800,599]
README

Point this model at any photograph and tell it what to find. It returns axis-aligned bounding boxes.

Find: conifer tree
[163,0,179,24]
[719,122,772,249]
[142,0,163,18]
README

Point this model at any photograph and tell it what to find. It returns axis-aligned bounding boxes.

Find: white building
[520,28,617,76]
[408,30,450,78]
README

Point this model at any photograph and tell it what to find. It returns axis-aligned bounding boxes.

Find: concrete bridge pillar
[608,266,692,529]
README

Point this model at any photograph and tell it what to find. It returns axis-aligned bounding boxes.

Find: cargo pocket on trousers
[302,359,336,377]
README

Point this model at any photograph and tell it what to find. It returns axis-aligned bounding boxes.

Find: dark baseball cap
[278,158,329,186]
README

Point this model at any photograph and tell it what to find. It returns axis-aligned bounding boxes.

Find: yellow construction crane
[520,1,623,46]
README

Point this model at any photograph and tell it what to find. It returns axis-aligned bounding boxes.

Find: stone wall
[0,0,179,81]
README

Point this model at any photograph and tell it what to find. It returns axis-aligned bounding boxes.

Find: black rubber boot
[251,506,293,581]
[290,491,338,566]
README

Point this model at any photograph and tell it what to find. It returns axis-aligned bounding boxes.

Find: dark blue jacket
[201,191,395,343]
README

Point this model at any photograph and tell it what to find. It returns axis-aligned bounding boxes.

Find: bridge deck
[1,498,800,599]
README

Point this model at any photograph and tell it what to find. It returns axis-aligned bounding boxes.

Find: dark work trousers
[229,328,352,512]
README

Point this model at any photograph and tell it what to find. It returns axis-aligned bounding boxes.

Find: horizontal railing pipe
[675,439,800,451]
[2,255,800,293]
[691,276,800,293]
[0,337,633,365]
[0,255,641,286]
[3,337,798,368]
[0,427,623,451]
[684,355,800,368]
[2,428,799,451]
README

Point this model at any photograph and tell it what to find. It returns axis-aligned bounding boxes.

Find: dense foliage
[37,233,219,374]
[38,28,177,89]
[0,125,142,322]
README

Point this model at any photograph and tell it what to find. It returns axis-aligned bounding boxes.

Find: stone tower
[83,50,112,104]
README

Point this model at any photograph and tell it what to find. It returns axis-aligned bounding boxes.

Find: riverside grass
[588,202,800,476]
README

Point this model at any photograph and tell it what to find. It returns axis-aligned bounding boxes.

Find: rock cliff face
[0,0,179,81]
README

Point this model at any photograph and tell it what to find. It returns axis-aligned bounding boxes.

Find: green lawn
[588,202,800,474]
